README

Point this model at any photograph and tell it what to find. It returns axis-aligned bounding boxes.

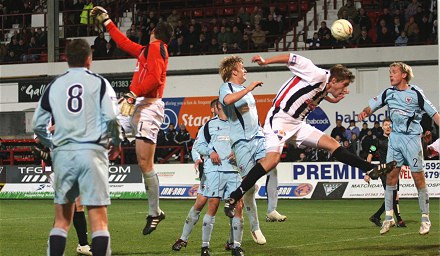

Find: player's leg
[404,134,429,234]
[73,197,92,255]
[132,101,166,235]
[370,175,387,227]
[394,179,406,227]
[48,203,75,256]
[78,148,112,255]
[265,168,287,222]
[173,193,207,251]
[87,206,111,256]
[225,128,283,211]
[48,150,78,256]
[243,185,266,245]
[380,167,399,234]
[380,134,403,234]
[201,197,220,255]
[137,139,160,215]
[318,134,395,177]
[226,172,245,256]
[412,171,430,234]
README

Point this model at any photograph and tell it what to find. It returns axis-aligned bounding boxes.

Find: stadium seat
[289,2,298,13]
[204,8,214,17]
[193,9,203,18]
[301,2,309,11]
[245,6,253,14]
[224,7,235,16]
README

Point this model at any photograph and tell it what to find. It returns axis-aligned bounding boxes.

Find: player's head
[389,62,413,86]
[214,99,226,118]
[219,55,246,83]
[66,39,92,68]
[210,98,219,116]
[153,21,174,44]
[327,64,355,98]
[382,118,391,136]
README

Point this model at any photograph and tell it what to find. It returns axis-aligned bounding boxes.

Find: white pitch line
[278,232,422,249]
[0,216,53,221]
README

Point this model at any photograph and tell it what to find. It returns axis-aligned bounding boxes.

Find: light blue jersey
[32,68,121,149]
[369,84,438,171]
[194,116,237,173]
[219,82,263,144]
[369,85,437,135]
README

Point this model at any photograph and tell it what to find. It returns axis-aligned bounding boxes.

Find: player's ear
[85,55,92,69]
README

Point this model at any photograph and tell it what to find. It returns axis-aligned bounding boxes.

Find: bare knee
[317,134,340,153]
[194,195,207,211]
[260,153,280,171]
[412,171,426,189]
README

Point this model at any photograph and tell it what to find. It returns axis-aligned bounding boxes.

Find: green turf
[0,199,439,256]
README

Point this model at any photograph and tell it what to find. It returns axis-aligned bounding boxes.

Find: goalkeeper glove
[119,91,137,116]
[90,6,110,24]
[32,143,52,166]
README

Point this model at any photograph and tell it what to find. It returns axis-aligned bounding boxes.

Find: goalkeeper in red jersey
[92,6,173,235]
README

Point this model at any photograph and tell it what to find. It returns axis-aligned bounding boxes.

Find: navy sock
[48,228,67,256]
[91,230,111,256]
[73,211,89,246]
[332,146,375,172]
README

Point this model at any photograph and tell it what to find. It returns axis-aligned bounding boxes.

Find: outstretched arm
[251,54,290,65]
[358,106,373,121]
[223,81,263,105]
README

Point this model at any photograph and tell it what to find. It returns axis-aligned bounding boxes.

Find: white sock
[180,206,201,241]
[143,171,160,216]
[243,185,260,232]
[202,214,215,248]
[266,168,279,213]
[232,217,244,248]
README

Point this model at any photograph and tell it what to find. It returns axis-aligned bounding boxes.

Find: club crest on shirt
[405,97,412,104]
[274,130,286,140]
[373,97,378,101]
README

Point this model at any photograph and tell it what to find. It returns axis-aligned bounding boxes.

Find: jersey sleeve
[368,88,390,113]
[101,78,122,146]
[129,43,166,97]
[287,53,328,84]
[219,83,230,105]
[32,88,53,148]
[106,21,143,57]
[194,121,214,156]
[412,86,438,117]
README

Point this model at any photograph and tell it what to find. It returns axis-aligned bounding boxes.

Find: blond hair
[390,62,414,82]
[219,55,243,82]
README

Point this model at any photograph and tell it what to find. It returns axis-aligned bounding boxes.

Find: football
[330,19,353,41]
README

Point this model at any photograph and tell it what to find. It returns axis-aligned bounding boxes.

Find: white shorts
[118,114,133,134]
[263,110,324,153]
[131,98,165,143]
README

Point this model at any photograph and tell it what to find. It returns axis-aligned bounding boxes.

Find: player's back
[48,68,109,148]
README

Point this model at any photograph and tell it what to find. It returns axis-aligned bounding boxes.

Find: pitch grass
[0,199,439,256]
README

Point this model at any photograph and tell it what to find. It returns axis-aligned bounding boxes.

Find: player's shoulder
[85,69,108,81]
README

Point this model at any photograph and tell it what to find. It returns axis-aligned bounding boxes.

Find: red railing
[0,139,188,165]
